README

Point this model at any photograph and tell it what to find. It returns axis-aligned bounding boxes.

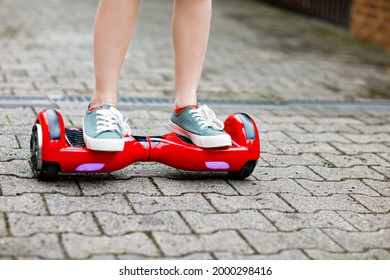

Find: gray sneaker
[169,104,231,148]
[83,104,131,151]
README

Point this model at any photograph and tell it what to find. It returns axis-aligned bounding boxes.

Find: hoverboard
[30,109,260,181]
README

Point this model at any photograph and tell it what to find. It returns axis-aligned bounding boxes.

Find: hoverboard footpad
[65,128,85,147]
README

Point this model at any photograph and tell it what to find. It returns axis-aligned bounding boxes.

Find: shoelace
[95,108,131,136]
[189,105,224,130]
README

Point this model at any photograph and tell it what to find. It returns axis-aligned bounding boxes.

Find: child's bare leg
[91,0,140,108]
[84,0,139,152]
[169,0,231,148]
[172,0,212,108]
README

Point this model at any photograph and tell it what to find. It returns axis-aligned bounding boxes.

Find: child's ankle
[174,104,198,114]
[91,91,118,108]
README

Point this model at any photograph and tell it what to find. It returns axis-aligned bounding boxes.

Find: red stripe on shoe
[174,105,198,114]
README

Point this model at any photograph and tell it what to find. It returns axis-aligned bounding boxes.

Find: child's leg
[172,0,212,108]
[84,0,139,152]
[91,0,140,108]
[170,0,231,148]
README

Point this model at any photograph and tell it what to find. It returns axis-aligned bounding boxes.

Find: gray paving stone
[273,142,341,155]
[342,133,390,144]
[0,214,7,237]
[305,249,390,260]
[337,211,390,231]
[165,252,215,260]
[363,179,390,196]
[259,116,312,124]
[63,233,160,259]
[16,135,32,150]
[288,108,329,117]
[153,178,237,195]
[1,107,36,126]
[0,160,34,178]
[241,229,343,254]
[205,194,294,213]
[298,123,360,133]
[88,254,117,260]
[332,143,390,155]
[355,115,389,125]
[0,193,46,215]
[0,125,32,136]
[259,123,305,133]
[0,176,82,196]
[281,194,369,213]
[320,153,390,167]
[117,253,214,260]
[228,179,311,195]
[176,170,234,181]
[263,210,356,231]
[296,179,380,196]
[0,234,64,259]
[153,231,254,257]
[259,141,284,154]
[257,157,271,167]
[214,250,309,260]
[351,195,390,213]
[370,166,390,179]
[181,210,275,233]
[110,162,184,180]
[0,256,15,260]
[0,135,18,149]
[261,131,296,143]
[45,194,133,215]
[127,193,215,214]
[0,147,30,161]
[309,166,386,180]
[253,166,323,181]
[311,117,362,125]
[314,108,367,118]
[8,212,100,237]
[286,132,351,144]
[0,112,10,125]
[364,110,390,118]
[78,178,159,196]
[260,153,328,168]
[95,211,191,235]
[377,153,390,164]
[323,229,390,252]
[351,124,390,134]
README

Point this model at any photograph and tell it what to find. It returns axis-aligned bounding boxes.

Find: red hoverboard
[30,109,260,181]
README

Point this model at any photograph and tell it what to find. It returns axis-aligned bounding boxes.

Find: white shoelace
[189,105,224,130]
[95,107,131,136]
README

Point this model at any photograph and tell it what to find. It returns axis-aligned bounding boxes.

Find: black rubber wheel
[227,160,257,180]
[30,123,60,181]
[30,124,42,172]
[37,161,60,181]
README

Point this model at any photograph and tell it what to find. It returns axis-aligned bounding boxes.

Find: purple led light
[205,161,230,170]
[75,163,105,172]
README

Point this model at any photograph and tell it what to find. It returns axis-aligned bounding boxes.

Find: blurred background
[0,0,389,103]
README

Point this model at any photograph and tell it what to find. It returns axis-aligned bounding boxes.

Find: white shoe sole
[169,120,231,148]
[83,124,124,152]
[83,134,124,151]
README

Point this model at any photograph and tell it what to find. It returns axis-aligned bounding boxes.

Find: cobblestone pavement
[1,0,390,260]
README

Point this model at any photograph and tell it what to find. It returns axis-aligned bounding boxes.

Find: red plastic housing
[33,109,260,174]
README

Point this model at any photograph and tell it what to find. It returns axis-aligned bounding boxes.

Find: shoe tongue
[108,106,121,116]
[102,104,112,110]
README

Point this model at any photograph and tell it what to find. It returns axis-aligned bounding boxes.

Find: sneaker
[83,104,131,151]
[169,104,231,148]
